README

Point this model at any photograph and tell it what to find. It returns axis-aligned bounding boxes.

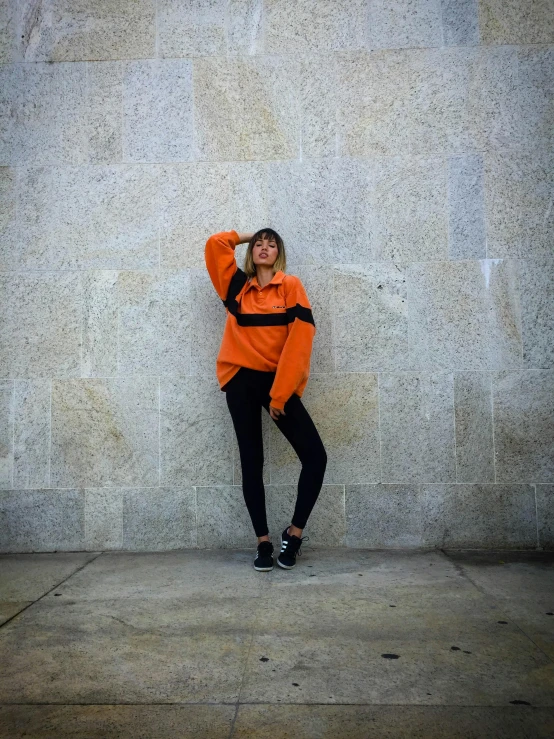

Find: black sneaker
[277,526,309,569]
[254,540,274,571]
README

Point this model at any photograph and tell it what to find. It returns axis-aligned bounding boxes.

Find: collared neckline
[245,269,286,292]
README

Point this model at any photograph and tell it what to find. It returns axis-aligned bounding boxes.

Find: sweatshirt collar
[245,269,285,292]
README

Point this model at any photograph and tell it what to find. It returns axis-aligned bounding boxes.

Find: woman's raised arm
[204,231,237,301]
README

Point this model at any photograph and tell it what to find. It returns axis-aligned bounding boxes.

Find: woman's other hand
[269,404,286,421]
[237,232,255,244]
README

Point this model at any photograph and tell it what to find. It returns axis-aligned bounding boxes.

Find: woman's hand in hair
[237,232,255,244]
[269,404,286,421]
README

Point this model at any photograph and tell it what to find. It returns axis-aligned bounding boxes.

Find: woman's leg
[225,371,270,538]
[262,391,327,531]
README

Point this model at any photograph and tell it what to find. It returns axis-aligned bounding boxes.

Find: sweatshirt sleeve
[204,230,241,301]
[269,276,316,412]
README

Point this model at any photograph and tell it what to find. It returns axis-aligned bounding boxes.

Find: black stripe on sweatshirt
[223,267,248,307]
[222,268,315,327]
[223,300,315,327]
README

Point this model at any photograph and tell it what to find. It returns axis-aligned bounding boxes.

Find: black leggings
[224,367,327,537]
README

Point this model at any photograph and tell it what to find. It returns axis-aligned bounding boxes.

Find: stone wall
[0,1,552,552]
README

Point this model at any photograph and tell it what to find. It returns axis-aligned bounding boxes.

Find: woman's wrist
[236,232,254,244]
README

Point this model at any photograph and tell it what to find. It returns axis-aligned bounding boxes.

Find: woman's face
[253,235,278,268]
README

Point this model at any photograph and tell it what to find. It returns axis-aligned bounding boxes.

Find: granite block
[0,489,85,552]
[13,379,51,489]
[160,375,234,487]
[421,483,537,548]
[51,377,159,488]
[478,0,554,44]
[379,372,457,483]
[0,271,81,377]
[493,370,554,483]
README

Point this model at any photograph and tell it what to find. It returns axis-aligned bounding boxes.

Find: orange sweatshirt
[205,230,316,411]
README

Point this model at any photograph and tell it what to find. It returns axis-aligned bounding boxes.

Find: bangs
[254,229,280,243]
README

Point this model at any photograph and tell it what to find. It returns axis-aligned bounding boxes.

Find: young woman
[205,228,327,572]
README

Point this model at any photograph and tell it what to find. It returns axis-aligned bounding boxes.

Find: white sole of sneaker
[254,564,273,571]
[277,536,296,568]
[276,559,294,569]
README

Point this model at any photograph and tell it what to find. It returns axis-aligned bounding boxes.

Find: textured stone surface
[447,549,554,658]
[518,45,554,152]
[50,378,159,488]
[367,0,443,49]
[379,373,457,483]
[371,156,449,261]
[86,62,124,164]
[0,597,255,703]
[478,0,554,44]
[515,258,554,370]
[407,259,523,371]
[121,487,196,550]
[0,272,82,377]
[447,154,486,259]
[0,63,90,165]
[159,162,269,269]
[157,0,227,58]
[14,0,156,62]
[193,56,300,161]
[537,485,554,550]
[0,552,98,603]
[298,53,341,158]
[12,380,51,489]
[52,550,270,600]
[0,549,553,717]
[55,165,161,269]
[346,483,539,548]
[345,484,423,548]
[335,47,521,157]
[0,0,16,65]
[190,268,228,376]
[493,371,554,483]
[0,602,31,627]
[117,269,193,375]
[0,165,160,270]
[0,705,234,739]
[160,375,234,488]
[234,705,554,739]
[0,489,85,552]
[265,0,367,53]
[420,484,537,548]
[453,372,495,483]
[81,270,119,377]
[1,704,553,739]
[485,151,554,260]
[0,168,16,269]
[441,0,480,46]
[227,0,264,56]
[333,263,409,372]
[85,489,124,550]
[122,59,194,163]
[0,381,13,488]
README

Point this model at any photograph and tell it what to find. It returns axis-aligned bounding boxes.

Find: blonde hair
[243,228,287,279]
